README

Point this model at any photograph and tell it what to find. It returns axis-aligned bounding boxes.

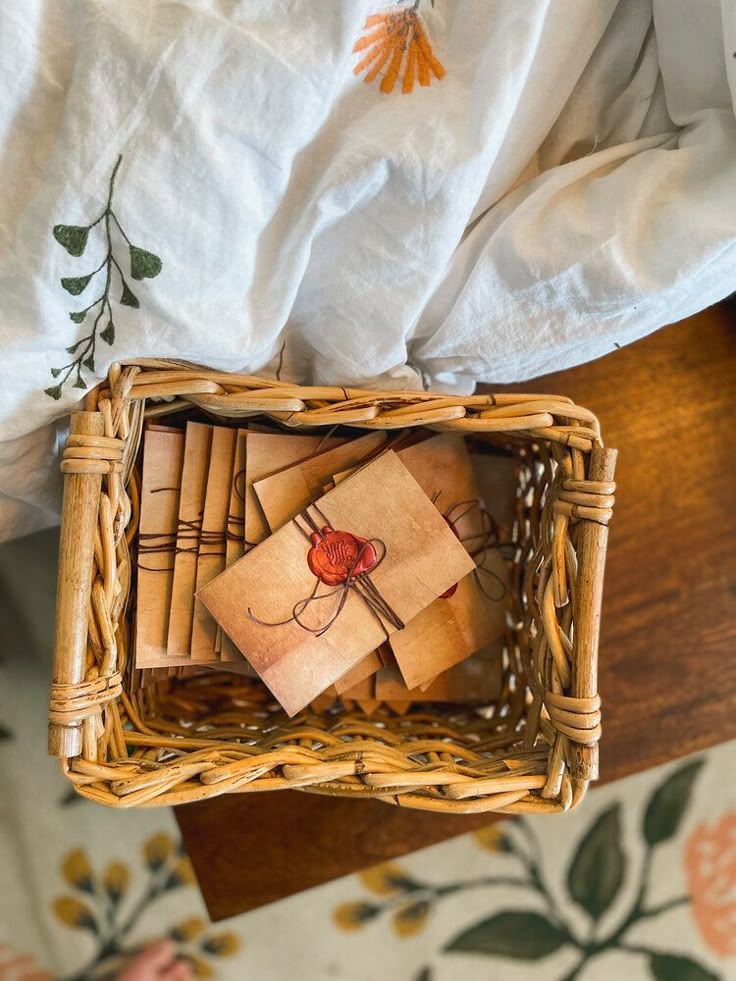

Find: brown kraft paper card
[244,432,344,549]
[333,649,383,695]
[255,433,392,685]
[221,429,251,663]
[167,422,211,657]
[386,435,510,689]
[191,427,237,661]
[375,637,504,704]
[135,429,186,668]
[200,451,476,716]
[253,431,388,533]
[470,448,518,539]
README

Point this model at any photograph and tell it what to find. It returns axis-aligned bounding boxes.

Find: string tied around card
[137,486,256,572]
[436,496,508,603]
[247,503,405,639]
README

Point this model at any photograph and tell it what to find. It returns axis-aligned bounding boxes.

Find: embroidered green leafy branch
[46,155,162,400]
[339,760,712,981]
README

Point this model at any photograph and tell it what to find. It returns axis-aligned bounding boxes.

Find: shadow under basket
[49,360,616,813]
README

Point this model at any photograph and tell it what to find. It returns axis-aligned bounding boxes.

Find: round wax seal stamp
[307,526,378,586]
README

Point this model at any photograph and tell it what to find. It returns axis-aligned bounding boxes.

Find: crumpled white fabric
[0,0,734,540]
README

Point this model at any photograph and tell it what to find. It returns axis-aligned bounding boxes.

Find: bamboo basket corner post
[48,359,617,813]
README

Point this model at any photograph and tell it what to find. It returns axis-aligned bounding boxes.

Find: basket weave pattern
[49,360,616,813]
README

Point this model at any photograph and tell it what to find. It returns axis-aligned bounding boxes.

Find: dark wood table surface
[176,303,736,921]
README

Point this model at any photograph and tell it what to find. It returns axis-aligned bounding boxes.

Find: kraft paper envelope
[333,649,383,695]
[254,431,388,533]
[375,638,504,704]
[200,451,476,716]
[253,433,390,696]
[167,422,211,657]
[310,686,338,714]
[135,429,185,668]
[244,432,344,548]
[470,448,518,538]
[385,435,510,689]
[339,675,377,715]
[335,435,510,688]
[191,426,237,661]
[221,429,251,664]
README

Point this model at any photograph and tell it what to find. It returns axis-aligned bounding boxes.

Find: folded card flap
[254,431,387,532]
[244,432,344,546]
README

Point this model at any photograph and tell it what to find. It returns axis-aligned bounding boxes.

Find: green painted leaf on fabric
[82,355,95,372]
[414,969,432,981]
[100,321,115,345]
[50,367,62,378]
[644,759,704,847]
[45,385,62,400]
[567,803,624,921]
[444,911,568,959]
[61,274,93,296]
[53,224,89,257]
[129,244,162,280]
[120,281,139,308]
[650,952,719,981]
[73,376,88,390]
[69,310,87,324]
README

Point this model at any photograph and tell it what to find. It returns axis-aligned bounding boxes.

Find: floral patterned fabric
[1,531,735,980]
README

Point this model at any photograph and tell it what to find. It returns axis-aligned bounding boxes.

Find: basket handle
[569,445,618,782]
[48,411,105,757]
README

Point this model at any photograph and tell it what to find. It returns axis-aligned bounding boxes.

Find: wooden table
[176,303,736,921]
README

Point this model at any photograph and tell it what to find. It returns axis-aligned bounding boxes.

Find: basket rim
[48,362,617,814]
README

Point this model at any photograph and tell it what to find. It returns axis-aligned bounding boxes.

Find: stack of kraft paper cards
[134,420,516,716]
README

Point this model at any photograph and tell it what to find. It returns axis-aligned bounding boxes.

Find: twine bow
[247,504,404,638]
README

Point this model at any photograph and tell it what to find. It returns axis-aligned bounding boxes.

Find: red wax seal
[307,526,378,586]
[440,514,460,598]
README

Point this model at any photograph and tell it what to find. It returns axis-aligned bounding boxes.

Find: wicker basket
[48,360,616,813]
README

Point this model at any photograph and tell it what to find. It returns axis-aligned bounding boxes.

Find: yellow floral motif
[473,825,506,853]
[53,896,95,930]
[170,917,206,942]
[333,901,379,931]
[167,855,196,887]
[61,848,94,891]
[52,837,243,978]
[143,831,176,870]
[359,862,409,896]
[186,954,215,979]
[103,861,129,902]
[392,900,430,938]
[201,932,241,957]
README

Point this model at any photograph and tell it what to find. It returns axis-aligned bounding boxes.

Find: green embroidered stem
[46,154,161,400]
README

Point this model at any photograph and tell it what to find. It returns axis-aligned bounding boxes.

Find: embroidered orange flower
[353,6,445,95]
[684,811,736,956]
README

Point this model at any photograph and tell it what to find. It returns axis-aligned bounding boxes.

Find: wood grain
[177,303,736,920]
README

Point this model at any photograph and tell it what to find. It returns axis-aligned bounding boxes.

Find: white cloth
[0,0,734,540]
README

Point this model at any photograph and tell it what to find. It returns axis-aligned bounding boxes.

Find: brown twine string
[247,503,404,639]
[138,487,256,572]
[439,496,509,603]
[233,468,246,503]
